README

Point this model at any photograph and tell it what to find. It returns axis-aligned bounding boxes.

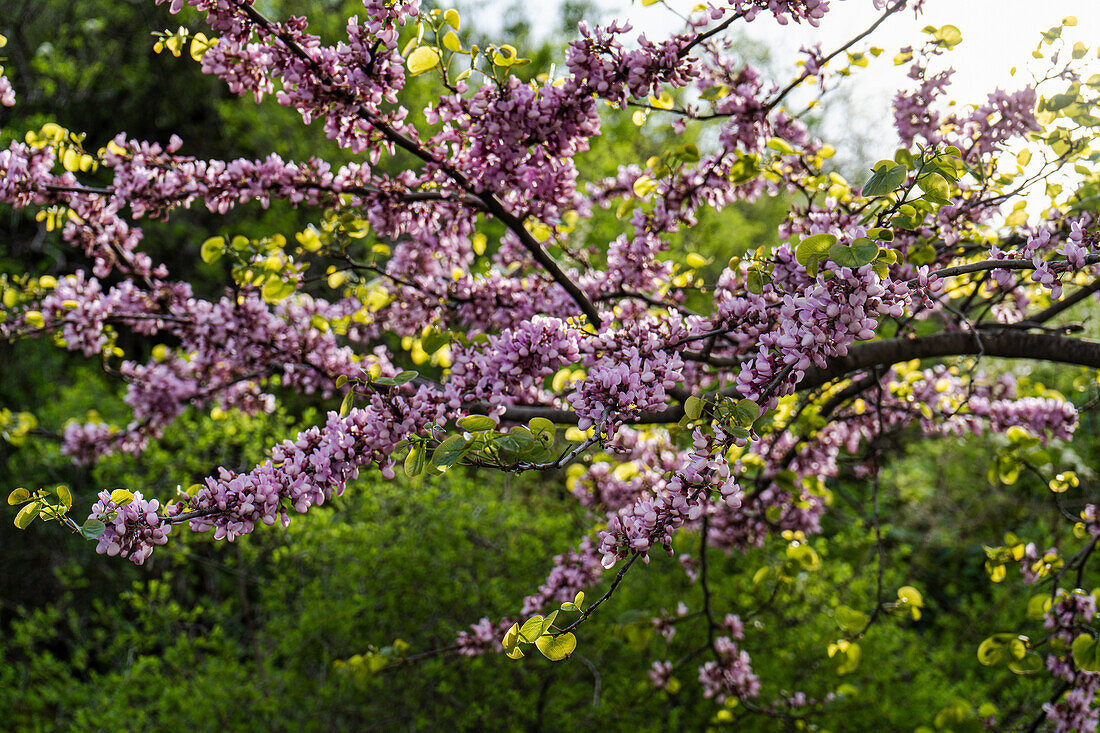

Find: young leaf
[404,445,425,478]
[1073,634,1100,673]
[407,47,440,76]
[457,415,496,432]
[535,632,577,661]
[528,417,556,443]
[795,234,836,277]
[431,435,468,469]
[835,605,869,633]
[519,615,545,644]
[56,485,73,510]
[14,501,40,529]
[501,622,520,652]
[200,236,224,263]
[7,487,30,505]
[110,489,134,506]
[916,172,951,203]
[80,518,106,540]
[392,370,419,385]
[862,164,906,197]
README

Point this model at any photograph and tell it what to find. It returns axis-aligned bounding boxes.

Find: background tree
[2,0,1100,729]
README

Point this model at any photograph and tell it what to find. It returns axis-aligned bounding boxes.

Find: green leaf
[767,138,797,156]
[339,391,355,418]
[80,518,106,540]
[732,398,760,427]
[1027,594,1052,620]
[1005,425,1039,448]
[431,435,468,469]
[746,268,766,294]
[543,609,559,630]
[528,417,555,443]
[535,632,577,661]
[109,489,134,506]
[1009,652,1044,675]
[835,605,869,633]
[421,329,448,353]
[897,586,923,607]
[862,164,906,197]
[404,445,425,478]
[795,234,837,277]
[14,501,40,529]
[978,634,1023,666]
[55,485,72,510]
[728,154,760,184]
[6,487,30,505]
[262,277,295,303]
[1073,634,1100,672]
[200,236,224,264]
[502,622,520,653]
[829,238,879,269]
[931,24,963,49]
[519,615,545,644]
[442,31,461,53]
[632,175,658,198]
[407,46,440,76]
[458,415,496,432]
[916,172,951,203]
[392,370,419,385]
[866,227,894,241]
[684,396,703,420]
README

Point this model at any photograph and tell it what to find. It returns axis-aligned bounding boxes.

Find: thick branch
[796,331,1100,392]
[497,331,1100,425]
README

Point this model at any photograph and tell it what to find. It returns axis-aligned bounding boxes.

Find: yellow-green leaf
[110,489,134,506]
[7,487,30,505]
[262,278,296,303]
[632,175,658,198]
[528,417,555,441]
[535,632,577,661]
[407,46,440,76]
[519,615,545,643]
[14,501,40,529]
[56,485,72,510]
[502,622,520,652]
[201,236,224,263]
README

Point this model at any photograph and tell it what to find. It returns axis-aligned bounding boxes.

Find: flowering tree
[3,0,1100,727]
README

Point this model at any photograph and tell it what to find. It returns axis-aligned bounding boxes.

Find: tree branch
[498,331,1100,425]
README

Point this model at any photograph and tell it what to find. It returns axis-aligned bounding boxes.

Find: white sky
[498,0,1099,161]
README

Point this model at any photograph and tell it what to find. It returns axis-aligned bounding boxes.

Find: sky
[485,0,1099,164]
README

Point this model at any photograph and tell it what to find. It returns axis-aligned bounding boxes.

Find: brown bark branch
[496,331,1100,425]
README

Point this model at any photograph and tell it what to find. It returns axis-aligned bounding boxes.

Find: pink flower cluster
[699,637,760,702]
[598,427,743,567]
[90,491,171,565]
[1043,590,1100,733]
[163,387,445,554]
[730,0,829,26]
[445,317,581,411]
[455,616,515,656]
[735,257,910,405]
[568,315,687,432]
